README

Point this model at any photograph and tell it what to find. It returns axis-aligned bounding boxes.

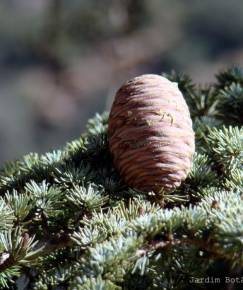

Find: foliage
[0,69,242,289]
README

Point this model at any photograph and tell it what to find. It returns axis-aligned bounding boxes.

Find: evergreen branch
[206,126,243,175]
[0,199,14,231]
[217,83,243,125]
[67,183,109,212]
[216,67,243,89]
[0,228,42,272]
[0,113,108,196]
[0,70,242,288]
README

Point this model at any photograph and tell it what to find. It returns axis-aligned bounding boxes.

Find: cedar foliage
[0,68,242,290]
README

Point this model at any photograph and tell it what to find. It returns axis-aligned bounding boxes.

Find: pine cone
[108,74,195,193]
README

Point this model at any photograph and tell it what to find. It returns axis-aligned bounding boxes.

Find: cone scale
[108,74,195,193]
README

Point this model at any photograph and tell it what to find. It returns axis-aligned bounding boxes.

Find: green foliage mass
[0,68,242,290]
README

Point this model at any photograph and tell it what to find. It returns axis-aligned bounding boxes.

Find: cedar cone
[108,74,195,193]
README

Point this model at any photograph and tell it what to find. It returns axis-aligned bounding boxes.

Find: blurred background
[0,0,243,165]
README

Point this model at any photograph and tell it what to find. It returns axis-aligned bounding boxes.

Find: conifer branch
[0,70,242,289]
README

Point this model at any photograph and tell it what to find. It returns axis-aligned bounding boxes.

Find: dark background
[0,0,243,165]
